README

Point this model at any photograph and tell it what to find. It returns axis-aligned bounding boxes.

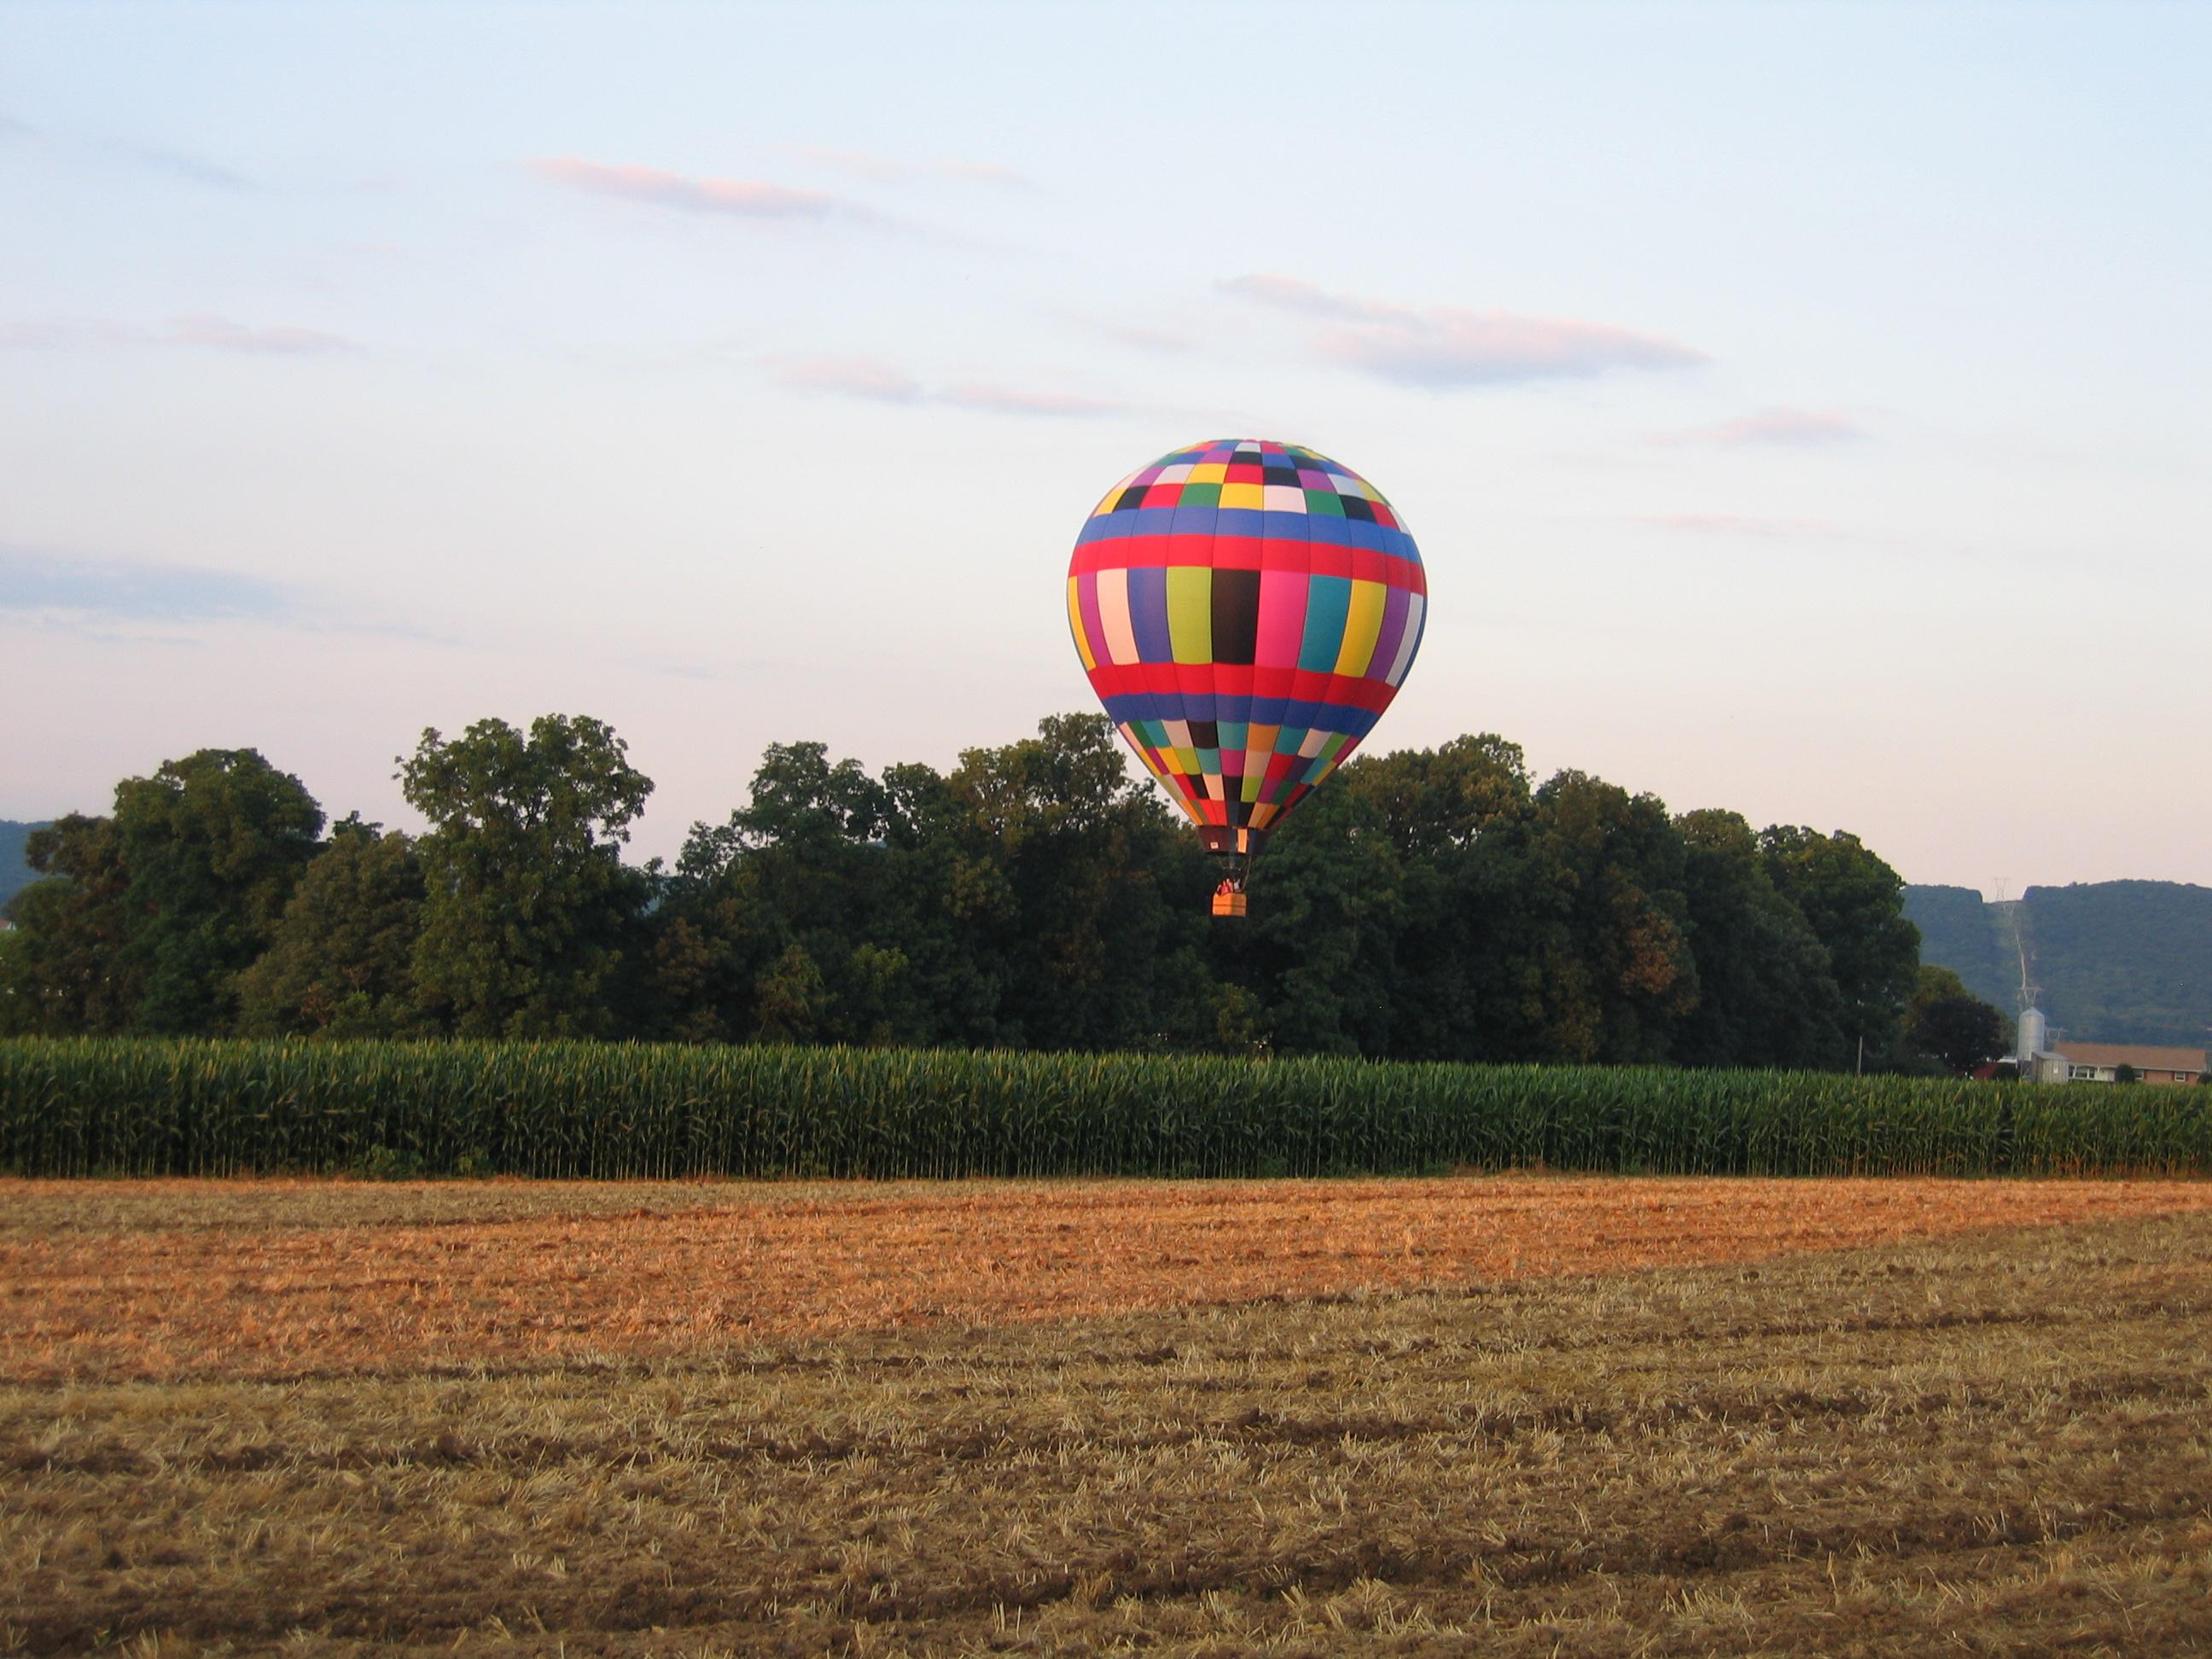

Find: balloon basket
[1210,890,1248,918]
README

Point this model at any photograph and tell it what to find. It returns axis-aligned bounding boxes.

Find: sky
[3,1,2206,895]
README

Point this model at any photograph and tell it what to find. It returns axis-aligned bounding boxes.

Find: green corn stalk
[2,1039,2208,1180]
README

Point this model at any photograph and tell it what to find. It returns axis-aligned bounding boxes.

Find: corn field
[2,1039,2207,1179]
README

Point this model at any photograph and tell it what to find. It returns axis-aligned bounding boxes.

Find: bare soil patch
[3,1174,2209,1383]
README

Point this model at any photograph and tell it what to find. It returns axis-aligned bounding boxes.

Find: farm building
[2047,1040,2208,1085]
[2011,1007,2207,1083]
[2017,1013,2203,1092]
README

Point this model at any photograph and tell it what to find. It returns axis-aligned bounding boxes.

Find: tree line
[0,711,2004,1071]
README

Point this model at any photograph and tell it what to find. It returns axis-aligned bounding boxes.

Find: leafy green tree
[645,719,1218,1053]
[3,752,323,1038]
[947,714,1214,1051]
[648,743,1000,1048]
[1521,772,1697,1064]
[1336,736,1533,1062]
[0,813,143,1034]
[112,749,325,1034]
[234,817,428,1036]
[870,760,1021,1045]
[1899,964,2010,1075]
[1759,826,1921,1067]
[1343,734,1533,863]
[2112,1062,2140,1086]
[716,742,905,1039]
[399,714,653,1037]
[730,741,890,853]
[1673,809,1844,1069]
[1235,783,1405,1056]
[3,712,1944,1073]
[754,941,835,1042]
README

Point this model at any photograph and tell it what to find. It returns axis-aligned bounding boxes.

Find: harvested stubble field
[3,1177,2210,1656]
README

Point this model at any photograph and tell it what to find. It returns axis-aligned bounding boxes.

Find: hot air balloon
[1066,439,1427,916]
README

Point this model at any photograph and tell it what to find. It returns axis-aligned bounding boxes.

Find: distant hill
[0,820,48,911]
[1905,881,2212,1048]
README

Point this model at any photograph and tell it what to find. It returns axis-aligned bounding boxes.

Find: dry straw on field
[1,1185,2209,1655]
[4,1174,2209,1382]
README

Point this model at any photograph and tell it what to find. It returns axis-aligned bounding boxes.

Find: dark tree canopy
[1900,965,2010,1075]
[0,812,143,1035]
[7,713,1941,1073]
[1673,810,1843,1070]
[114,748,327,1035]
[234,817,428,1038]
[0,753,323,1038]
[1758,826,1922,1066]
[399,714,654,1038]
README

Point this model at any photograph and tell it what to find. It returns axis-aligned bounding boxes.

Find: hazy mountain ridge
[0,822,48,909]
[1905,881,2212,1048]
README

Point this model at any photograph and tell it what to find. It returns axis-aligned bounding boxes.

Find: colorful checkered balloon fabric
[1067,439,1427,855]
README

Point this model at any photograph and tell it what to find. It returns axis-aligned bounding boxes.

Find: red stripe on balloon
[1085,661,1401,714]
[1069,538,1424,595]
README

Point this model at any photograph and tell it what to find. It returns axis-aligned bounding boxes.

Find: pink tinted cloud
[768,355,924,403]
[1652,407,1869,447]
[1222,274,1707,387]
[531,157,850,221]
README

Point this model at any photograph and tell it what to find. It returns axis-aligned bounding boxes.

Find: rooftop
[2050,1041,2208,1073]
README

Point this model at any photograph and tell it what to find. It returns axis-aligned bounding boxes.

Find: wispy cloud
[0,319,134,349]
[1,545,295,623]
[531,157,859,223]
[788,146,1029,189]
[1218,275,1369,320]
[171,314,355,355]
[1067,316,1196,355]
[1222,274,1707,388]
[0,544,440,644]
[0,114,32,140]
[0,315,358,355]
[768,356,1121,417]
[1650,406,1869,448]
[766,355,924,403]
[103,140,253,191]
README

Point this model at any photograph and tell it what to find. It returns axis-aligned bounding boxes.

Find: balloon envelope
[1067,439,1426,855]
